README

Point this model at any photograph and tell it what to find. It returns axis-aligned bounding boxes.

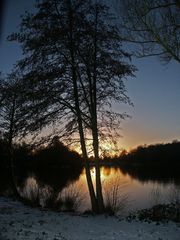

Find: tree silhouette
[8,0,135,213]
[0,72,29,198]
[120,0,180,63]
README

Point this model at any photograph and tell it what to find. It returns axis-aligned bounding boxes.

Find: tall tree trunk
[67,0,98,213]
[78,124,98,213]
[92,122,104,213]
[92,1,104,213]
[8,96,20,199]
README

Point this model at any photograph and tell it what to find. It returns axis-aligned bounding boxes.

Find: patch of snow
[0,197,180,240]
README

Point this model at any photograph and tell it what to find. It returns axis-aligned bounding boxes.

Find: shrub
[134,203,180,223]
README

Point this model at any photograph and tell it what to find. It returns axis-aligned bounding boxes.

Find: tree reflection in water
[1,166,180,213]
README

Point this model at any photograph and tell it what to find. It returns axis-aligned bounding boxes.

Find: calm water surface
[23,167,180,214]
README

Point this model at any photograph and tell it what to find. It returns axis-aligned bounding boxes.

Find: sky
[0,0,180,151]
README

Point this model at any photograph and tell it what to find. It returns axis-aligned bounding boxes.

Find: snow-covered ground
[0,197,180,240]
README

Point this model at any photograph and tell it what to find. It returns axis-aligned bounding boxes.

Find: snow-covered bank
[0,197,180,240]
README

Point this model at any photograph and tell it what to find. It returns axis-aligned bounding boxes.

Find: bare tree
[8,0,135,213]
[0,72,28,198]
[120,0,180,63]
[8,0,98,212]
[75,1,135,212]
[66,0,98,212]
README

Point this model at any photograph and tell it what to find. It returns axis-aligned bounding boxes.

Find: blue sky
[123,58,180,149]
[0,0,180,150]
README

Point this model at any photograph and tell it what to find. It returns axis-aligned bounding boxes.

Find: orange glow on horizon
[70,141,129,158]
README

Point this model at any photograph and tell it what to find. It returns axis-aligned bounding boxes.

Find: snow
[0,197,180,240]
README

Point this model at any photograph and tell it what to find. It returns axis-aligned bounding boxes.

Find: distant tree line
[102,141,180,184]
[118,141,180,166]
[0,136,83,196]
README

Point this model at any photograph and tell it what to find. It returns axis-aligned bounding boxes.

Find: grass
[103,177,130,216]
[149,186,162,206]
[168,186,180,204]
[20,176,40,207]
[20,179,84,213]
[56,183,84,212]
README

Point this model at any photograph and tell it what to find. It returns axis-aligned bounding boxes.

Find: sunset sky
[0,0,180,151]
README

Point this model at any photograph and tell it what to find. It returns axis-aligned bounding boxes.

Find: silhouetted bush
[128,203,180,223]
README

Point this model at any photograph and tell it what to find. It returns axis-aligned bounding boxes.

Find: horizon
[0,0,179,152]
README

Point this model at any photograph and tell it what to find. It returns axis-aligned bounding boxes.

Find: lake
[21,166,180,214]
